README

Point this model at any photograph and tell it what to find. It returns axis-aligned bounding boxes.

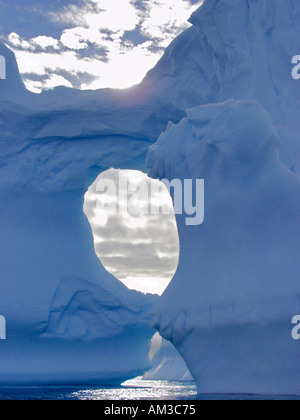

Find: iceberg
[143,0,300,172]
[0,41,159,386]
[145,0,300,395]
[0,0,299,393]
[148,100,300,395]
[143,333,193,382]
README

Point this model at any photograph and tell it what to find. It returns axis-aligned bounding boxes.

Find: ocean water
[0,379,299,400]
[0,379,196,401]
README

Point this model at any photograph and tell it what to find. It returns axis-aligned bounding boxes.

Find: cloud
[22,68,98,90]
[46,0,99,27]
[7,32,61,54]
[31,35,60,49]
[1,0,203,91]
[84,170,180,292]
[50,69,98,89]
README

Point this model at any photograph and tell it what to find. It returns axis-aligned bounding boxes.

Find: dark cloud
[22,72,50,83]
[47,69,99,89]
[93,213,178,238]
[130,0,150,12]
[74,43,109,62]
[99,29,115,42]
[185,0,203,5]
[94,215,179,280]
[21,68,98,90]
[146,40,165,54]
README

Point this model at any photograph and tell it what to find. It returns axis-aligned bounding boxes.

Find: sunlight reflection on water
[70,379,197,401]
[0,379,197,401]
[0,379,299,400]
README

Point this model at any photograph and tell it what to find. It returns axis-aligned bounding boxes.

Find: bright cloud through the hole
[84,169,180,295]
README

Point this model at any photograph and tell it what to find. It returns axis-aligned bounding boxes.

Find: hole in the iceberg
[84,169,180,295]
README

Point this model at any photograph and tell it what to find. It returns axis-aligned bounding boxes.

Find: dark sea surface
[0,379,299,400]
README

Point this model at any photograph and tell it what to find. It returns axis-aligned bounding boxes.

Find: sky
[84,170,180,295]
[0,0,203,92]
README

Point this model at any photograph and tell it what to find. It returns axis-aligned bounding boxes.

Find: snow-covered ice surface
[0,0,300,394]
[146,0,300,396]
[148,100,300,395]
[143,0,300,172]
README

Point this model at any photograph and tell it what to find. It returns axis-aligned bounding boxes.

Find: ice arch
[84,169,180,295]
[0,42,172,382]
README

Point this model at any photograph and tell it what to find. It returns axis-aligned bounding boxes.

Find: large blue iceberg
[0,0,299,394]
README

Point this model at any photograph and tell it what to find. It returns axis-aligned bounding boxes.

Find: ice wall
[145,0,300,395]
[142,0,300,171]
[148,100,300,395]
[1,0,300,390]
[143,333,193,382]
[0,43,159,385]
